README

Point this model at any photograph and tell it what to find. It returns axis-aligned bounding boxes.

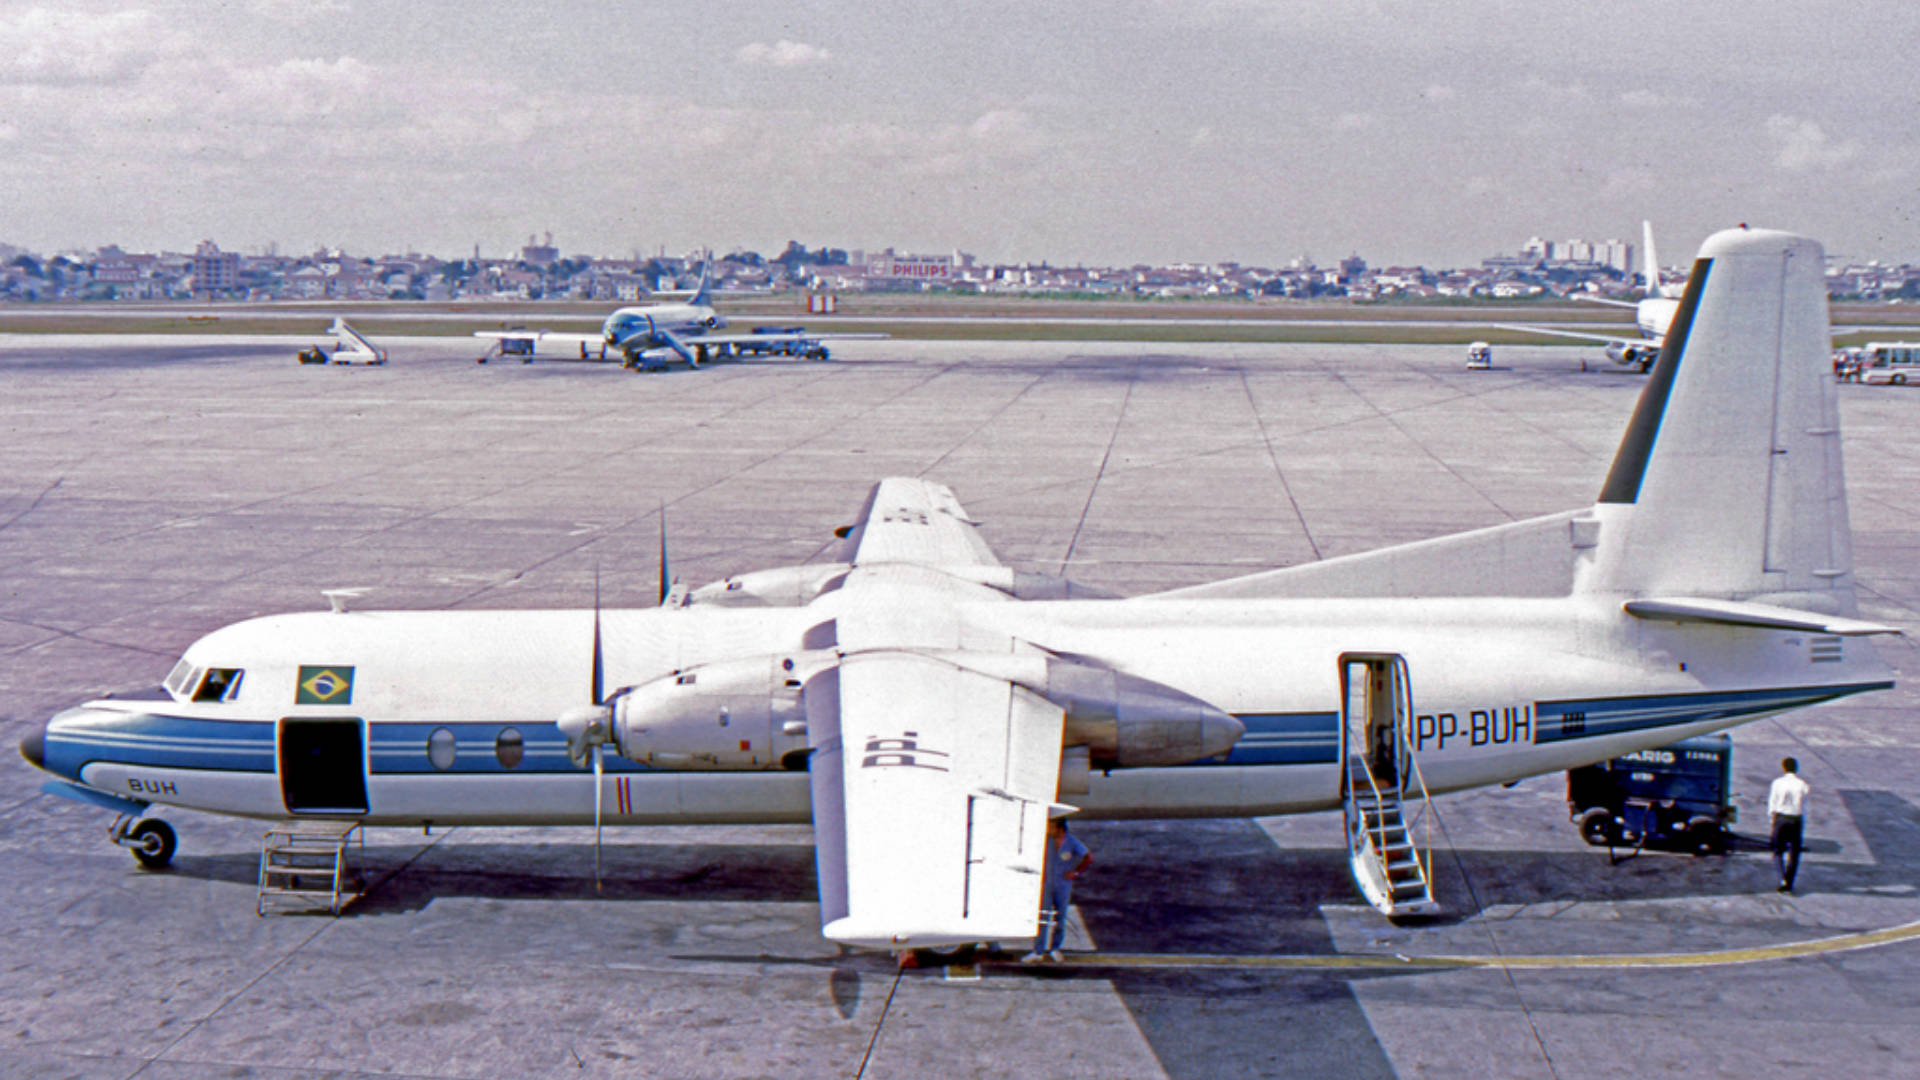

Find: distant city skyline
[5,2,1918,267]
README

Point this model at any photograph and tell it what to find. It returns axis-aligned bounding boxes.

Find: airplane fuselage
[32,592,1887,829]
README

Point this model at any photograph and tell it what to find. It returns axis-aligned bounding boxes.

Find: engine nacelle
[909,650,1245,768]
[1039,659,1242,767]
[614,654,821,769]
[687,563,852,608]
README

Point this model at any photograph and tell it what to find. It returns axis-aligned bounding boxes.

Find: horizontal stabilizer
[1623,597,1901,636]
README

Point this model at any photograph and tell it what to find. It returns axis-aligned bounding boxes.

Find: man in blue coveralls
[1022,819,1092,963]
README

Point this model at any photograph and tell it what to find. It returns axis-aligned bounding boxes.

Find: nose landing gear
[111,814,177,869]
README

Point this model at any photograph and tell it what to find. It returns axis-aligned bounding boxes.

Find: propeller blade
[658,503,670,606]
[592,743,604,891]
[591,566,605,706]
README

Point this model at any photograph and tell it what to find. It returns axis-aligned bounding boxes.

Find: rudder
[1579,227,1852,606]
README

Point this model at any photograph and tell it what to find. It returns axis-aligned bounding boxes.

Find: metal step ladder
[257,821,364,916]
[1345,782,1438,918]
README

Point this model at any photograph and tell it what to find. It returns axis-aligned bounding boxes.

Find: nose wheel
[111,815,177,869]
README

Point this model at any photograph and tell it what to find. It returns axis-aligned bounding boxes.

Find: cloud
[249,0,351,21]
[1600,168,1657,201]
[1765,114,1859,171]
[735,40,831,68]
[0,7,191,84]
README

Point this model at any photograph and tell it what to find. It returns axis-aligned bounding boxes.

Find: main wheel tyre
[1579,808,1621,847]
[1686,820,1727,856]
[129,819,177,869]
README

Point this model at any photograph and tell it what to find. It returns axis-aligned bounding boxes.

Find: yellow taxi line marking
[1029,917,1920,972]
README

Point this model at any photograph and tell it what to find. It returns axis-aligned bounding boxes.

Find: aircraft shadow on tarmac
[143,795,1920,1080]
[151,790,1914,930]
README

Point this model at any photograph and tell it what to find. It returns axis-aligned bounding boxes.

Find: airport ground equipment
[1466,342,1492,370]
[257,821,364,915]
[1567,734,1733,854]
[296,318,387,365]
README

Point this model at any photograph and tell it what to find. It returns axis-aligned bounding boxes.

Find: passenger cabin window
[193,668,245,702]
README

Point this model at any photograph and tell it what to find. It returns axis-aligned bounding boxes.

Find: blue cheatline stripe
[368,721,651,774]
[44,713,275,777]
[1598,255,1714,505]
[1534,682,1892,744]
[1208,712,1339,767]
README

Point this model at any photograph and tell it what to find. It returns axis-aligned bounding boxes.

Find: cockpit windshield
[164,659,198,698]
[193,667,245,703]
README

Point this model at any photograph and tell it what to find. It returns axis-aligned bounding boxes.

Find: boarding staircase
[257,821,364,916]
[1342,656,1439,919]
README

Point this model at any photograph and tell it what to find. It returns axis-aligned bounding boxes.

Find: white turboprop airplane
[1496,221,1681,372]
[473,267,883,370]
[22,228,1898,947]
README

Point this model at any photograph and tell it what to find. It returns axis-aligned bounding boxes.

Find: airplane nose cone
[19,725,45,769]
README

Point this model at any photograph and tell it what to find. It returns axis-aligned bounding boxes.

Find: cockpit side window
[193,668,245,703]
[165,660,199,698]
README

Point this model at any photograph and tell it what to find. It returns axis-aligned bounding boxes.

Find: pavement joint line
[1058,377,1137,575]
[998,917,1920,971]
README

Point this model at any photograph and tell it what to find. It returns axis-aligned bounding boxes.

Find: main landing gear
[111,814,177,869]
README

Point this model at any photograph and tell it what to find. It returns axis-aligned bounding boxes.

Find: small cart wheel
[1579,808,1621,847]
[129,819,177,869]
[1686,820,1727,856]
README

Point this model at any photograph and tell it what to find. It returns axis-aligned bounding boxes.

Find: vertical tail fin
[1580,228,1853,608]
[1640,220,1674,298]
[690,262,713,306]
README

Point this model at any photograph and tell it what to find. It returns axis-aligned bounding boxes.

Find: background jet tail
[1578,227,1855,608]
[689,262,713,306]
[1640,221,1663,298]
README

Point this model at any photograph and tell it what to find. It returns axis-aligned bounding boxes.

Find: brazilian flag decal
[296,665,355,705]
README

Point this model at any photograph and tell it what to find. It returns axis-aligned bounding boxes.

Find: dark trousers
[1771,814,1804,888]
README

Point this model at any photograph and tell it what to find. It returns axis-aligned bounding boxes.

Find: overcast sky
[3,1,1917,267]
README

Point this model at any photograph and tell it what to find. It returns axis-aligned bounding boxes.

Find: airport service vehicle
[473,267,878,370]
[21,229,1898,947]
[1466,342,1492,369]
[295,319,386,365]
[1567,734,1732,853]
[1859,342,1920,385]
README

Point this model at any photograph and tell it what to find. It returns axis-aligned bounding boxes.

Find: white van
[1466,342,1492,370]
[1861,342,1920,386]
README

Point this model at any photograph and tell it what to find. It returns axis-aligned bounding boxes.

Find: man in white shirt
[1769,757,1810,893]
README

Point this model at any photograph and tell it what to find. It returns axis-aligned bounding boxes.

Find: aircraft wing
[1490,323,1639,347]
[843,477,1002,567]
[807,650,1064,948]
[691,331,890,345]
[473,329,605,347]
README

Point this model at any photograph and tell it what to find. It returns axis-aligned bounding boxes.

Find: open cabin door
[278,718,369,815]
[1339,654,1437,918]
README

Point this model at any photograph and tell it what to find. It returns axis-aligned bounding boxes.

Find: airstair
[1342,655,1439,919]
[257,821,364,916]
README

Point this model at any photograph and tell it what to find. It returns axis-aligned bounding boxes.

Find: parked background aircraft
[474,267,883,369]
[1496,221,1680,372]
[22,228,1895,948]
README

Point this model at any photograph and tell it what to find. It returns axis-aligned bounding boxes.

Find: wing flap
[807,651,1063,948]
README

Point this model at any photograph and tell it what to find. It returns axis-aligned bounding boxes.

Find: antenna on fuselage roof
[321,588,369,614]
